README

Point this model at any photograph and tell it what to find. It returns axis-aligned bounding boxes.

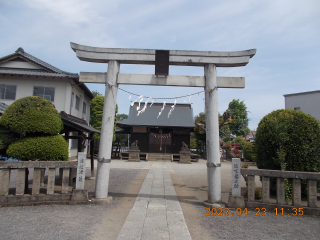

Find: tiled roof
[0,48,94,99]
[0,48,78,77]
[60,111,100,133]
[0,68,74,78]
[117,103,195,128]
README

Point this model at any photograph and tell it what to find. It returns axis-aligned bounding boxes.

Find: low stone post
[262,176,270,203]
[292,178,301,206]
[228,158,245,208]
[307,179,317,208]
[276,177,286,205]
[71,152,88,202]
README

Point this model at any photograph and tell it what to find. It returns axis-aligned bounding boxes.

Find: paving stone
[117,162,191,240]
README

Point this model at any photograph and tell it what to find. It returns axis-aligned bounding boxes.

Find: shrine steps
[147,153,172,162]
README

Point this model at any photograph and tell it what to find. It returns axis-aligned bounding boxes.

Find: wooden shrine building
[117,102,195,154]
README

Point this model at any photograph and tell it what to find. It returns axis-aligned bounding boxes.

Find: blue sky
[1,0,319,130]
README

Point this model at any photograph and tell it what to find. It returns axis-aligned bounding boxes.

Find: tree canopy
[91,90,102,97]
[227,99,250,136]
[90,95,118,140]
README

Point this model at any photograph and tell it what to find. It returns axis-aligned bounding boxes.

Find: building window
[33,86,55,101]
[294,107,300,110]
[71,132,78,149]
[0,84,17,100]
[83,102,87,114]
[75,95,80,110]
[71,92,74,107]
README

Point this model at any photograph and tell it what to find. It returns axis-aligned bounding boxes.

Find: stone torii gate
[70,42,256,205]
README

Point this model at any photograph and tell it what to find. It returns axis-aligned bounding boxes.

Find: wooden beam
[79,72,245,88]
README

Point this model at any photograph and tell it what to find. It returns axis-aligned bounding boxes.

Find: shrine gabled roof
[0,47,94,99]
[117,102,195,128]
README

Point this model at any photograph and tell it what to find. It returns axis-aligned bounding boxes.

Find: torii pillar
[70,42,256,204]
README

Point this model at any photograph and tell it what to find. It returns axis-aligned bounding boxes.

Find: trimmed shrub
[0,96,63,135]
[255,109,320,196]
[243,142,257,162]
[7,135,68,161]
[0,128,19,154]
[255,109,320,172]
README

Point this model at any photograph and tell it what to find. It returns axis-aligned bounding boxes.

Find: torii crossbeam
[70,42,256,205]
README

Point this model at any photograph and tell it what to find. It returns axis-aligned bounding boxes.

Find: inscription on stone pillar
[307,179,317,208]
[292,178,301,206]
[231,158,241,196]
[247,175,255,202]
[76,152,86,189]
[276,177,285,205]
[62,168,70,193]
[16,169,26,195]
[47,168,56,194]
[0,169,10,196]
[32,168,41,195]
[262,176,270,203]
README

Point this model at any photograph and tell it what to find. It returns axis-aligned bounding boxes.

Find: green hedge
[255,109,320,172]
[243,142,257,162]
[7,135,68,161]
[255,109,320,197]
[0,129,18,154]
[0,96,63,135]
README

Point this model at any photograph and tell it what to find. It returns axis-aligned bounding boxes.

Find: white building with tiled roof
[0,47,93,120]
[0,47,98,159]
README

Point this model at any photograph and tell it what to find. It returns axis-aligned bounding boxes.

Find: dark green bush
[7,135,68,161]
[256,109,320,172]
[0,96,63,135]
[243,142,257,162]
[255,109,320,196]
[0,128,18,154]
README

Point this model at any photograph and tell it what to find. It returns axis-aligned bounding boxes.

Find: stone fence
[240,168,320,216]
[0,160,88,207]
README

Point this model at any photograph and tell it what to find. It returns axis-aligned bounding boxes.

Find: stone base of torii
[70,42,256,206]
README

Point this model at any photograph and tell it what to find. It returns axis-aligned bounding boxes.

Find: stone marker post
[76,152,86,189]
[71,152,89,202]
[228,158,245,208]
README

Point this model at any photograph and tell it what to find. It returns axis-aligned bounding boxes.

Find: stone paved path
[117,162,191,240]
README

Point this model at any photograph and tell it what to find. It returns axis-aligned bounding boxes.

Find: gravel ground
[0,167,147,240]
[169,160,320,240]
[0,160,319,240]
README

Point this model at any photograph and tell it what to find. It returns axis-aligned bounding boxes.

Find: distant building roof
[117,103,195,128]
[283,90,320,97]
[0,48,94,99]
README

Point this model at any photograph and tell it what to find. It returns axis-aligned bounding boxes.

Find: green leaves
[227,99,249,136]
[255,109,320,195]
[7,135,68,161]
[0,96,63,135]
